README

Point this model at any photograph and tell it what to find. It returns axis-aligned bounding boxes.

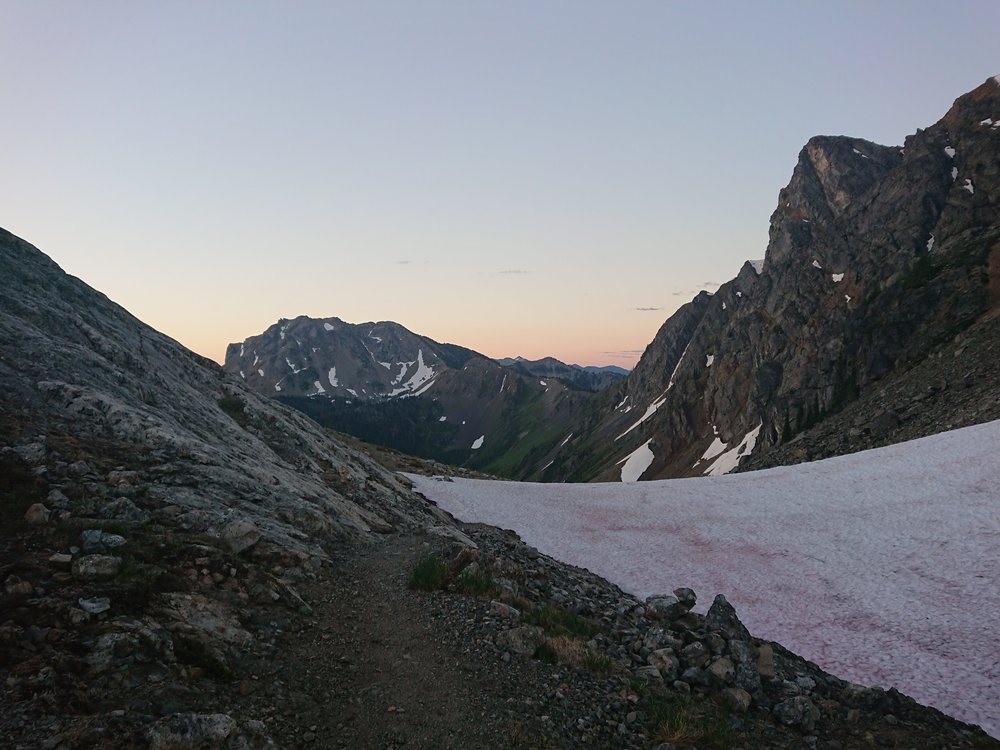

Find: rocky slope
[225,317,595,478]
[0,226,450,747]
[547,76,1000,482]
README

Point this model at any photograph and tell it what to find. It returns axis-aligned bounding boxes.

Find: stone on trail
[23,503,51,524]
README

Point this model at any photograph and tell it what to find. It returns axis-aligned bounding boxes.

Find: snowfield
[408,419,1000,737]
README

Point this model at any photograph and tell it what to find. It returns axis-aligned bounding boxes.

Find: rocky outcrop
[0,228,450,545]
[551,76,1000,481]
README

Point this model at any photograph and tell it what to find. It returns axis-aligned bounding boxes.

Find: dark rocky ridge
[550,76,1000,481]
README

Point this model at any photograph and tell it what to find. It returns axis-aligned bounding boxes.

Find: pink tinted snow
[408,419,1000,737]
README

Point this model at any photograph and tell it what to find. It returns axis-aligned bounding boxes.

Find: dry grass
[544,635,585,666]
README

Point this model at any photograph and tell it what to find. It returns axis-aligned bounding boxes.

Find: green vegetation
[453,566,496,596]
[581,649,614,673]
[408,555,450,591]
[217,395,245,415]
[647,693,736,749]
[408,555,498,597]
[524,603,600,638]
[278,395,458,461]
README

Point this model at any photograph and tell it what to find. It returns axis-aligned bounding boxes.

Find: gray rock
[221,519,262,554]
[722,686,753,713]
[489,600,520,619]
[4,575,33,596]
[756,642,776,680]
[102,497,152,524]
[705,594,751,642]
[672,587,696,608]
[632,665,663,681]
[23,502,50,524]
[707,656,735,686]
[773,695,820,732]
[146,712,238,749]
[496,625,546,655]
[647,648,680,680]
[729,640,762,693]
[680,666,710,688]
[645,595,689,621]
[78,596,111,614]
[71,554,122,580]
[46,489,70,508]
[680,641,709,668]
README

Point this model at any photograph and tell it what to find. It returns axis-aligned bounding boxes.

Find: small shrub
[648,693,735,749]
[534,641,558,664]
[454,567,496,596]
[217,396,245,416]
[525,604,600,638]
[582,649,614,674]
[408,556,449,591]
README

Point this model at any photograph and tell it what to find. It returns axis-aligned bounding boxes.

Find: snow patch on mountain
[618,439,654,482]
[704,423,762,476]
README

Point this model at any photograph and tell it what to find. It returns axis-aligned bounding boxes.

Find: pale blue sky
[2,1,997,366]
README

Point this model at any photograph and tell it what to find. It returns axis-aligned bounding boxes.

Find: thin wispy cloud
[602,349,644,359]
[395,260,412,265]
[499,269,529,275]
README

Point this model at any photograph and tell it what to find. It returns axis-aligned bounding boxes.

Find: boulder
[71,555,122,580]
[23,502,50,524]
[221,519,262,554]
[496,625,546,655]
[645,594,689,621]
[773,695,820,732]
[706,594,751,642]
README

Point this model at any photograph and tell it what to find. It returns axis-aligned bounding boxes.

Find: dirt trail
[248,535,526,749]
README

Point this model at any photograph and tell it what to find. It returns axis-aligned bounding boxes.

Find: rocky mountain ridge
[544,75,1000,482]
[225,316,596,477]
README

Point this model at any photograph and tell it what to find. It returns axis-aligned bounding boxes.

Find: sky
[409,418,1000,736]
[2,2,998,368]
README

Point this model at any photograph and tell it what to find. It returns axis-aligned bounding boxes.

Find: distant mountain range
[495,357,629,391]
[225,317,601,475]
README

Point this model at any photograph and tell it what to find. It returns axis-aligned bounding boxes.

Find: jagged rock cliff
[552,76,1000,481]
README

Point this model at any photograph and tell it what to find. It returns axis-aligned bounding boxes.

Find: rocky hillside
[225,316,595,478]
[547,76,1000,482]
